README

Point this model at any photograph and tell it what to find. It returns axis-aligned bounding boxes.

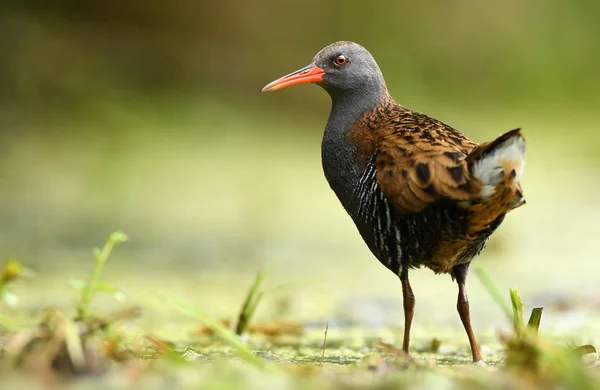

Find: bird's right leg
[400,268,415,354]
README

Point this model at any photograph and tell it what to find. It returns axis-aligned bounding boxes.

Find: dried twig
[321,320,329,365]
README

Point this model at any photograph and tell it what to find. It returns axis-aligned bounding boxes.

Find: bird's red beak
[261,64,325,92]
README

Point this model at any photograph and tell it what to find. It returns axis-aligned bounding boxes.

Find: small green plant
[473,266,542,337]
[475,266,596,389]
[71,231,128,320]
[509,287,544,338]
[0,258,34,309]
[233,268,315,335]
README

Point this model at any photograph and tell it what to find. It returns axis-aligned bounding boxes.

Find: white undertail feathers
[471,132,526,198]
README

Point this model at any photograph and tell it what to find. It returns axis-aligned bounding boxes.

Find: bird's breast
[320,126,364,213]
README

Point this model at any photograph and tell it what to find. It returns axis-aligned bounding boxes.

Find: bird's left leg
[452,263,483,362]
[399,268,415,354]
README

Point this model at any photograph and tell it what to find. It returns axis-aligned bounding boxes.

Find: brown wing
[374,114,482,215]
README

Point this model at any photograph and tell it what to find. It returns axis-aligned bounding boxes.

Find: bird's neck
[321,86,390,213]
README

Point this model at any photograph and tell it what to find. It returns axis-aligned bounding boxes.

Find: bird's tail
[467,128,526,210]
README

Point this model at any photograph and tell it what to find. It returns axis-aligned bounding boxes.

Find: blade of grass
[510,287,525,338]
[239,291,264,334]
[473,266,512,320]
[235,268,271,335]
[526,307,543,335]
[163,293,266,369]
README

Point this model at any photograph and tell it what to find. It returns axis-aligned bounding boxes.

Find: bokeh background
[2,1,600,340]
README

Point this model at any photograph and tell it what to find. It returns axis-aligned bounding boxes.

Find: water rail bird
[261,41,526,362]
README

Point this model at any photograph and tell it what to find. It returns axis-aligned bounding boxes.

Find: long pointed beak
[261,64,325,93]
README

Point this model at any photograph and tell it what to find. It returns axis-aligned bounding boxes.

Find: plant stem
[77,232,126,319]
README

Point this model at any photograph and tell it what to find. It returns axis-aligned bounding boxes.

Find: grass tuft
[476,265,597,389]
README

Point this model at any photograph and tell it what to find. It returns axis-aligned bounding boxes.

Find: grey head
[312,41,387,98]
[261,41,387,102]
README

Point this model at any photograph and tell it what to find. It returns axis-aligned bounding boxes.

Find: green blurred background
[2,1,600,336]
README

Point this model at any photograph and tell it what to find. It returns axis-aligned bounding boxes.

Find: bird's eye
[335,55,347,65]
